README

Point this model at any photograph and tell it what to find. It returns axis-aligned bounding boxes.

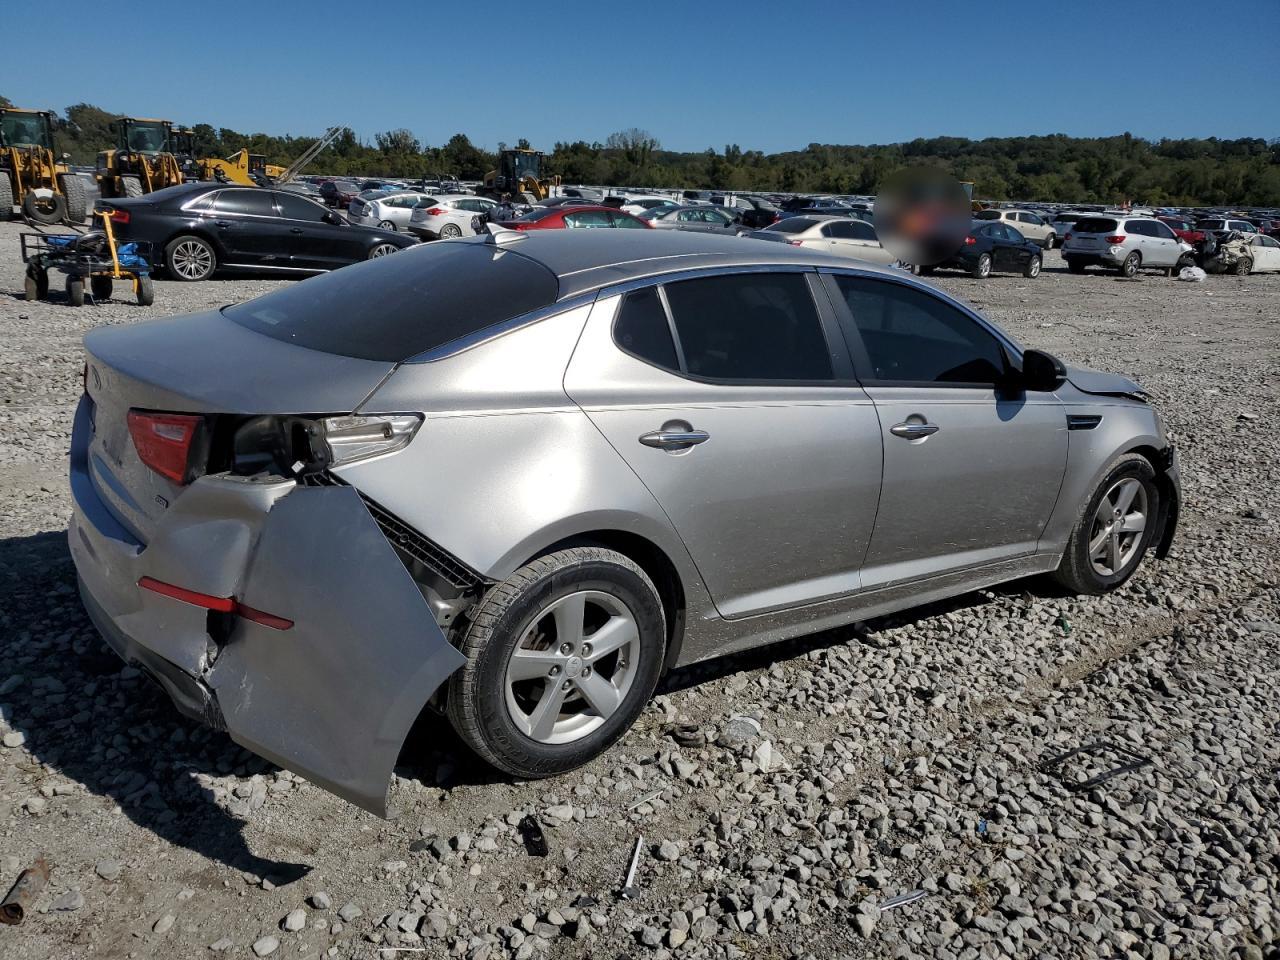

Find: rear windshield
[1072,217,1119,233]
[224,242,560,362]
[1196,219,1225,229]
[973,210,1001,220]
[512,207,560,222]
[769,217,817,234]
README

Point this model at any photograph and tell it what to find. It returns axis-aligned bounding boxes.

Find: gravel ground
[1,221,1278,960]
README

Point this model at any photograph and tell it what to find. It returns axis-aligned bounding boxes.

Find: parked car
[972,208,1056,248]
[1195,217,1258,235]
[69,230,1179,816]
[640,205,747,235]
[1048,212,1088,246]
[619,196,679,216]
[347,191,437,231]
[1062,216,1195,277]
[276,181,323,199]
[927,221,1043,278]
[716,195,782,229]
[536,196,606,208]
[1156,216,1205,245]
[407,195,500,239]
[319,180,361,209]
[498,205,650,231]
[1203,232,1280,275]
[747,215,897,265]
[95,182,416,281]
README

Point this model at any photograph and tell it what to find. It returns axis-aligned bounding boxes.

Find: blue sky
[5,0,1277,153]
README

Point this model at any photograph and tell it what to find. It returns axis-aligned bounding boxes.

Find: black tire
[164,235,216,281]
[1043,233,1055,250]
[23,270,43,301]
[1066,257,1087,274]
[447,547,666,779]
[121,176,144,198]
[1175,254,1195,275]
[918,265,936,276]
[58,173,88,223]
[1119,251,1141,277]
[440,222,463,239]
[1051,453,1161,595]
[1024,254,1042,278]
[971,253,992,279]
[136,274,155,306]
[23,190,66,225]
[0,176,13,221]
[1233,257,1252,277]
[90,276,113,301]
[66,276,84,307]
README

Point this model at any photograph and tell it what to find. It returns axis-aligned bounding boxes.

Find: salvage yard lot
[0,220,1277,960]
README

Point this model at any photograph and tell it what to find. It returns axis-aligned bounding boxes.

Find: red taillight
[425,207,446,216]
[788,240,803,246]
[127,410,202,485]
[108,209,129,225]
[1064,233,1073,242]
[138,577,293,630]
[963,235,977,245]
[1105,234,1126,244]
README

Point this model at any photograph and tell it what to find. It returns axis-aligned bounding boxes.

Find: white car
[346,191,437,231]
[619,195,679,216]
[407,194,500,240]
[747,215,898,266]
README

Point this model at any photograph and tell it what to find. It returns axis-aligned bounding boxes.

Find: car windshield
[973,210,1001,220]
[224,242,560,362]
[768,217,818,234]
[1073,218,1120,233]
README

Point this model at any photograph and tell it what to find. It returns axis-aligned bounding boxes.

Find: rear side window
[663,273,832,381]
[613,287,678,370]
[275,192,327,222]
[214,190,277,217]
[1126,221,1152,237]
[833,276,1007,386]
[224,243,560,362]
[1073,217,1119,233]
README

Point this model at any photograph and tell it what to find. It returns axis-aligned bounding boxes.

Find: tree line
[4,95,1277,206]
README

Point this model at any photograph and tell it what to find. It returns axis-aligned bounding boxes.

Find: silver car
[1061,215,1195,277]
[640,205,746,234]
[70,231,1180,815]
[346,191,435,231]
[407,194,498,239]
[748,215,898,266]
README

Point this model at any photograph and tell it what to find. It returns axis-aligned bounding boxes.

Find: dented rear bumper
[68,396,465,816]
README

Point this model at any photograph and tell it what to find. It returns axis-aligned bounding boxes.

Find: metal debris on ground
[0,855,51,925]
[664,722,706,748]
[879,889,928,911]
[620,835,645,900]
[517,815,549,857]
[1039,741,1153,791]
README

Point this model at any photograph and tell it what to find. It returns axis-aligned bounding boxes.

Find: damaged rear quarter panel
[207,484,465,816]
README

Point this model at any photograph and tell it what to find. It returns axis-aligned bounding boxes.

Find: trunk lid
[83,308,394,540]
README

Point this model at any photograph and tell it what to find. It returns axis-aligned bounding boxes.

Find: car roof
[479,230,897,300]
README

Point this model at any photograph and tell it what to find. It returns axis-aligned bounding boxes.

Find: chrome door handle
[889,421,939,440]
[290,227,304,234]
[639,428,709,450]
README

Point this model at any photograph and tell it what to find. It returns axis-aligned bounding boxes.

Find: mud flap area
[206,485,466,816]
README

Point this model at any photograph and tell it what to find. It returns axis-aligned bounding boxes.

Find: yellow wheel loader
[0,107,88,224]
[481,149,560,204]
[96,118,185,198]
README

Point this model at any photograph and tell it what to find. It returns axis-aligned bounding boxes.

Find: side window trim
[653,284,688,373]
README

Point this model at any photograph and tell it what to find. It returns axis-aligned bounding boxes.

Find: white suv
[973,208,1056,248]
[1061,216,1195,277]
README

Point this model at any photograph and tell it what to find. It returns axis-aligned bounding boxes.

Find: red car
[1157,216,1205,245]
[498,205,650,231]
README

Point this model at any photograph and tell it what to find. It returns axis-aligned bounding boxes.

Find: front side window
[833,276,1007,386]
[662,273,832,381]
[974,210,1001,220]
[564,211,612,229]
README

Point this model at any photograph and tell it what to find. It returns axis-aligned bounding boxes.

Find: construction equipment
[96,118,185,198]
[195,149,273,186]
[21,210,155,307]
[480,148,560,203]
[0,107,87,224]
[273,126,343,184]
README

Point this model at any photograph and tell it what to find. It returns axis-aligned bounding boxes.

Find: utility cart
[20,211,154,306]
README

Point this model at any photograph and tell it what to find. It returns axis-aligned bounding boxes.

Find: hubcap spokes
[176,242,210,278]
[1088,478,1148,576]
[505,590,640,744]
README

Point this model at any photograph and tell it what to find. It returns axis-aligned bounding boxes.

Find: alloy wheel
[1088,478,1148,576]
[503,590,641,745]
[172,240,212,279]
[369,243,397,258]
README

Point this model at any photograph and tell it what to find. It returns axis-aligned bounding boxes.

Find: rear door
[209,188,291,265]
[564,273,884,618]
[824,272,1067,588]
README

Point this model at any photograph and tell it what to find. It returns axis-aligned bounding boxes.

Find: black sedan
[925,221,1042,279]
[95,183,416,282]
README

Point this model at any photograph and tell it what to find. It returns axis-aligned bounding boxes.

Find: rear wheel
[164,235,216,281]
[136,274,155,306]
[0,175,12,220]
[1024,254,1042,278]
[65,276,84,307]
[447,547,666,778]
[121,176,144,198]
[23,269,48,301]
[58,173,88,223]
[1233,257,1252,276]
[90,276,113,301]
[377,220,396,231]
[971,253,992,279]
[1119,251,1141,277]
[23,190,66,225]
[1066,257,1087,274]
[1043,233,1056,249]
[1052,454,1160,595]
[440,222,463,239]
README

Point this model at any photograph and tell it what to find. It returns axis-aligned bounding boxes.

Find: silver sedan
[70,231,1180,815]
[748,214,899,265]
[640,204,747,235]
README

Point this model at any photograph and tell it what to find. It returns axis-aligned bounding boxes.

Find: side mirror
[323,211,344,225]
[1020,349,1066,392]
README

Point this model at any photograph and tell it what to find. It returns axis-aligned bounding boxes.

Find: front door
[564,273,884,619]
[273,191,357,269]
[824,272,1067,588]
[209,188,291,266]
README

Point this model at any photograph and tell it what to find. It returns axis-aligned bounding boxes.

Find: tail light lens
[788,240,803,246]
[1064,233,1072,243]
[1105,235,1126,244]
[127,410,203,485]
[963,236,977,245]
[425,207,447,216]
[319,414,421,467]
[108,209,130,225]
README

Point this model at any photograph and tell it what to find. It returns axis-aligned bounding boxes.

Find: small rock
[718,715,761,747]
[544,804,575,822]
[23,797,46,816]
[655,840,680,862]
[154,914,176,935]
[282,909,306,932]
[209,937,235,951]
[2,731,25,749]
[95,859,123,881]
[252,935,280,956]
[51,889,84,912]
[309,892,332,910]
[855,911,878,937]
[338,902,363,923]
[751,740,775,773]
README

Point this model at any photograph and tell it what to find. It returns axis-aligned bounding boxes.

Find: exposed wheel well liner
[1127,443,1179,560]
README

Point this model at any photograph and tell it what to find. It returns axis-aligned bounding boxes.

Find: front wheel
[1024,254,1042,278]
[66,276,84,307]
[447,547,666,778]
[136,274,155,306]
[1233,257,1252,276]
[971,253,992,279]
[377,220,396,231]
[23,269,48,301]
[1043,233,1056,250]
[1119,251,1141,277]
[367,242,398,259]
[1051,454,1160,595]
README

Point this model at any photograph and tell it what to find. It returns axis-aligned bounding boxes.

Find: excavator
[480,148,560,203]
[0,106,88,223]
[96,117,185,197]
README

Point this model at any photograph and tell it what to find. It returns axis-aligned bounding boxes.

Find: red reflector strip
[137,577,293,630]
